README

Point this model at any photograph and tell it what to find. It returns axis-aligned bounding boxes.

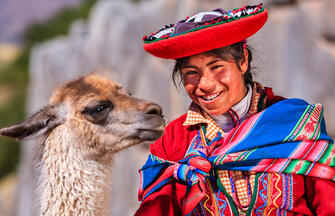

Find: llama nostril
[144,104,162,116]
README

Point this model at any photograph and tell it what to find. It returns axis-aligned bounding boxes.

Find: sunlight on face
[181,53,248,115]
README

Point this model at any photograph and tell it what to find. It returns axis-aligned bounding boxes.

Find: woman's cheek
[183,76,197,88]
[184,83,194,94]
[184,83,198,101]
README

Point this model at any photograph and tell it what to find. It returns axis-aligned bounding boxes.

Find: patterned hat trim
[143,4,264,43]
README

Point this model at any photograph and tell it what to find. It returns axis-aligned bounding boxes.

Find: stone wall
[15,0,335,215]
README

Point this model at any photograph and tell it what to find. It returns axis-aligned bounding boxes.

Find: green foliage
[0,50,29,178]
[23,0,98,48]
[0,0,97,179]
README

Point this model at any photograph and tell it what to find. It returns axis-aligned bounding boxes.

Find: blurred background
[0,0,334,215]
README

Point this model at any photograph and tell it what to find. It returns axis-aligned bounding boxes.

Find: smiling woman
[135,3,335,216]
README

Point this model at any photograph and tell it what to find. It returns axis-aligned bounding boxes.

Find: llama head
[0,74,165,160]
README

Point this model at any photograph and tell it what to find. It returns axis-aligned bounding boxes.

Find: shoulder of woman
[305,176,335,215]
[264,87,286,107]
[150,113,198,161]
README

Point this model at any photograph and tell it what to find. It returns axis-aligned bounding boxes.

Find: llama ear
[0,105,64,140]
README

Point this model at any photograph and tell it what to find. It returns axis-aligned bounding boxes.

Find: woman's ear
[240,48,249,75]
[0,105,65,140]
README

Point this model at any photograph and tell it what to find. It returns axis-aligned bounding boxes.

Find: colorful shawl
[138,99,335,216]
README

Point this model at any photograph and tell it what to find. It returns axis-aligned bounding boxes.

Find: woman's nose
[198,76,216,93]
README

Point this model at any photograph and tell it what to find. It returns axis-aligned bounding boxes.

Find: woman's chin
[200,106,226,116]
[197,94,226,113]
[197,100,226,116]
[206,110,225,116]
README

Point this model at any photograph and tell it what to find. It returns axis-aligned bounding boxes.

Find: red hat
[143,4,268,59]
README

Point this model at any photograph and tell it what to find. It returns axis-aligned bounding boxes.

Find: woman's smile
[199,91,223,102]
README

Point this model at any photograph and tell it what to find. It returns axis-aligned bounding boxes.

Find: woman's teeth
[200,92,221,101]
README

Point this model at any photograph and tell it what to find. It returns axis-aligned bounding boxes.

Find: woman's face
[181,52,248,115]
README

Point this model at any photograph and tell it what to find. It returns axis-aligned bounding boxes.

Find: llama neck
[39,126,112,216]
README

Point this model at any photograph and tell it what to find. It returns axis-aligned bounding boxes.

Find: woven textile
[182,82,264,210]
[183,103,223,140]
[138,98,335,216]
[183,82,263,209]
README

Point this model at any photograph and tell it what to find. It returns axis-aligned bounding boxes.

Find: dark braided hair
[172,41,253,88]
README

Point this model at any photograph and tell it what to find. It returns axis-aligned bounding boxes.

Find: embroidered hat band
[142,3,268,59]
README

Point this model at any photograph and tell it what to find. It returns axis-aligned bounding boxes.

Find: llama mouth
[137,127,164,141]
[135,116,165,141]
[199,92,222,101]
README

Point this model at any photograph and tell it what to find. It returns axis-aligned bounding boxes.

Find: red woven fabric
[135,88,335,216]
[143,9,268,59]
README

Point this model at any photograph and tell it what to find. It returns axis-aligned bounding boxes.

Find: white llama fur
[39,125,112,215]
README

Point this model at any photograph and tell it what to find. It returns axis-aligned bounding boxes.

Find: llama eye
[82,101,112,116]
[91,105,106,114]
[82,101,113,124]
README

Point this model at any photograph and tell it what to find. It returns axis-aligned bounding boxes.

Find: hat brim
[144,9,268,59]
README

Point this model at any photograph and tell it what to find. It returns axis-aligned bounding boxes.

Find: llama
[0,74,165,216]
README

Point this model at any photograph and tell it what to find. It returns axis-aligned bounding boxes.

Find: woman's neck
[211,84,252,131]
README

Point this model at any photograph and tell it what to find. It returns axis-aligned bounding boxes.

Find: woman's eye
[185,70,198,76]
[211,65,222,70]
